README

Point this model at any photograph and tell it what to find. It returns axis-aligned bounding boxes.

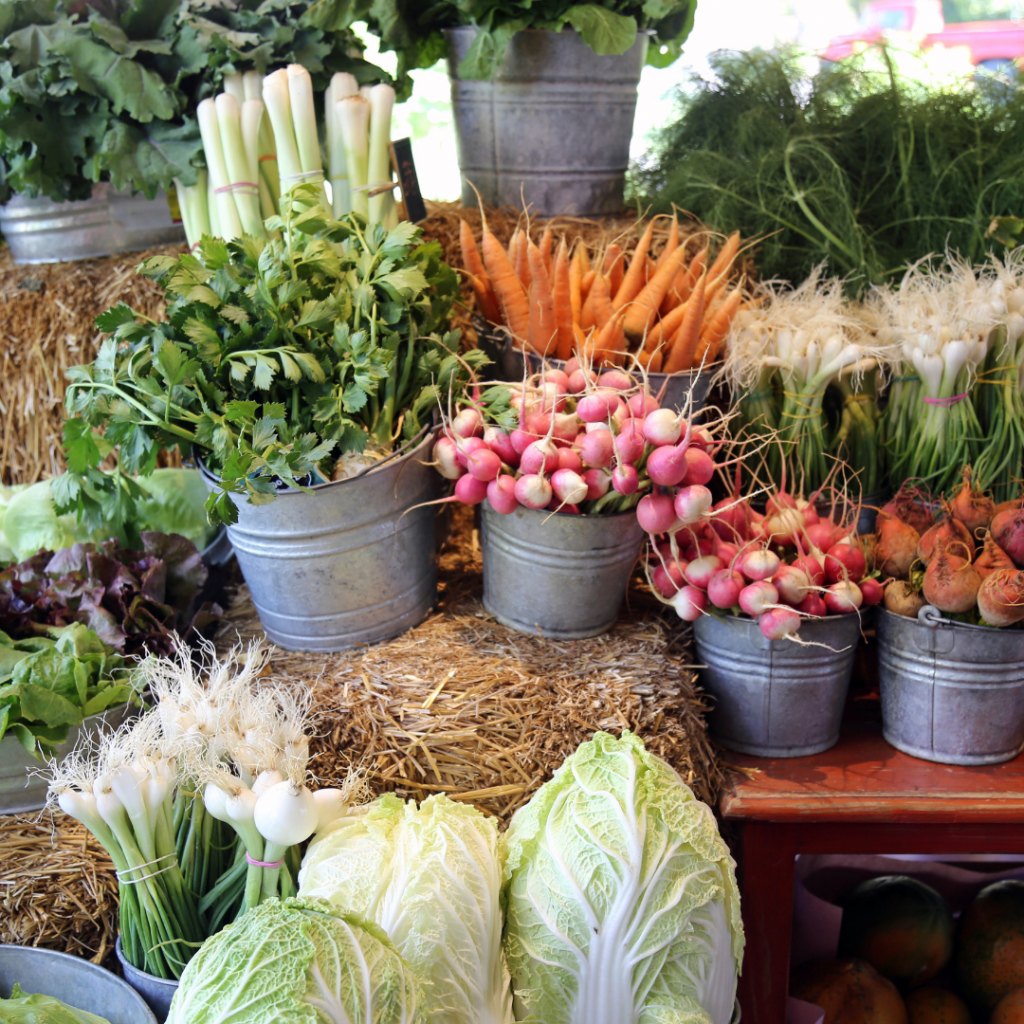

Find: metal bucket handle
[918,604,951,628]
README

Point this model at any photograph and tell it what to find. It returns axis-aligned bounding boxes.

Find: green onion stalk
[833,368,882,499]
[975,323,1024,503]
[263,65,328,209]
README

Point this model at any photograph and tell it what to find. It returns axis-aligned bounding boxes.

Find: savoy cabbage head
[502,730,744,1024]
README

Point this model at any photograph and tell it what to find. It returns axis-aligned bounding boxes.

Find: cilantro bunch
[362,1,699,82]
[57,185,486,527]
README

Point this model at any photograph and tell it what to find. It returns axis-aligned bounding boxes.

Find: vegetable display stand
[0,703,133,815]
[0,945,157,1024]
[201,433,439,652]
[877,606,1024,766]
[446,27,649,216]
[116,938,176,1023]
[480,504,644,638]
[692,612,861,757]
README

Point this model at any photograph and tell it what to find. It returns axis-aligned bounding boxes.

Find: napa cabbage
[502,730,744,1024]
[166,897,422,1024]
[299,793,513,1024]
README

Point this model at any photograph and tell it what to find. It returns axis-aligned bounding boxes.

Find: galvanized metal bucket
[0,185,184,265]
[0,703,133,815]
[877,606,1024,765]
[692,612,862,757]
[200,432,439,652]
[499,337,715,415]
[481,504,644,638]
[116,938,177,1023]
[1,945,157,1024]
[446,27,649,216]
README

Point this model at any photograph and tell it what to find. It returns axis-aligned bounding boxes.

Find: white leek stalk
[336,95,370,218]
[215,92,265,237]
[242,69,261,102]
[326,72,358,217]
[262,69,302,188]
[367,83,396,227]
[241,99,275,220]
[197,97,243,241]
[173,169,210,250]
[222,72,244,105]
[286,63,326,205]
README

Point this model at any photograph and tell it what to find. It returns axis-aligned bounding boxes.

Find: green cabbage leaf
[502,730,744,1024]
[166,896,423,1024]
[0,983,111,1023]
[299,793,513,1024]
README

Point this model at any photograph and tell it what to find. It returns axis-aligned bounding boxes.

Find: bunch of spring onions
[726,268,888,496]
[47,641,363,979]
[876,261,992,497]
[176,66,398,249]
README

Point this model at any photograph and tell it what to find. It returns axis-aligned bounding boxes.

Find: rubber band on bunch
[246,854,285,868]
[214,181,260,197]
[740,389,773,403]
[117,853,179,885]
[923,393,969,407]
[279,169,324,184]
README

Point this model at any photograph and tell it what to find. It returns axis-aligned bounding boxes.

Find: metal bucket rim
[878,605,1024,637]
[703,609,862,627]
[444,25,655,41]
[487,503,640,523]
[196,427,434,498]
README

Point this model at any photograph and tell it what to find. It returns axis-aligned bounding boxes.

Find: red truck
[822,0,1024,74]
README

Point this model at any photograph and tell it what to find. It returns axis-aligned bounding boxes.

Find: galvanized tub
[0,703,133,815]
[116,938,177,1023]
[877,606,1024,765]
[108,188,186,253]
[0,945,157,1024]
[481,504,644,638]
[446,26,649,216]
[692,612,862,758]
[499,338,715,415]
[0,188,114,263]
[200,432,439,652]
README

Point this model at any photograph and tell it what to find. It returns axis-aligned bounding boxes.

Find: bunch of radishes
[432,358,715,517]
[877,470,1024,628]
[644,471,882,641]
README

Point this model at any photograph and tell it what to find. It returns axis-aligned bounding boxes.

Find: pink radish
[577,393,618,423]
[628,392,660,418]
[824,580,863,614]
[452,408,483,438]
[759,607,802,641]
[643,408,682,446]
[684,554,722,590]
[711,498,755,541]
[738,546,781,582]
[689,426,715,451]
[455,473,488,505]
[510,428,535,455]
[761,506,805,546]
[806,522,841,552]
[652,560,686,597]
[681,447,714,486]
[824,543,867,584]
[557,447,583,473]
[612,464,639,495]
[773,565,811,605]
[637,493,678,534]
[614,425,646,465]
[486,475,519,514]
[598,370,633,391]
[455,435,487,469]
[564,356,580,375]
[800,503,820,527]
[526,412,551,437]
[567,368,595,392]
[514,474,552,510]
[538,381,567,413]
[859,577,884,606]
[648,444,689,487]
[766,491,798,515]
[579,430,614,469]
[708,569,744,609]
[433,437,464,480]
[544,368,570,389]
[483,427,518,467]
[552,412,579,445]
[793,554,825,587]
[582,468,611,501]
[797,593,828,617]
[671,585,707,622]
[739,581,779,617]
[466,447,501,482]
[520,439,559,475]
[713,538,740,566]
[551,469,588,505]
[674,485,713,524]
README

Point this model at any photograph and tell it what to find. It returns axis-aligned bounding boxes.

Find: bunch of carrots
[459,213,748,372]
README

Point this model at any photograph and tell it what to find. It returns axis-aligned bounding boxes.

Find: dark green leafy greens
[57,184,487,526]
[0,622,139,759]
[0,532,220,658]
[0,0,386,202]
[362,0,698,81]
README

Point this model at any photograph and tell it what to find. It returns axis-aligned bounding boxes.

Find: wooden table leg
[737,820,798,1024]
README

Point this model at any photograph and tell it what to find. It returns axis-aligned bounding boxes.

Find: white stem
[262,69,301,186]
[336,96,370,218]
[215,92,264,237]
[197,97,243,241]
[242,69,262,103]
[222,72,244,104]
[367,83,396,226]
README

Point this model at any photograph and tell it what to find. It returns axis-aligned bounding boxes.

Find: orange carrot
[507,227,519,263]
[515,230,531,293]
[654,215,679,270]
[622,243,691,343]
[664,272,707,374]
[590,310,627,367]
[539,224,553,276]
[603,244,626,301]
[581,272,613,332]
[570,247,585,327]
[648,349,664,372]
[469,274,502,324]
[613,219,657,310]
[693,282,744,367]
[663,243,708,313]
[572,323,588,361]
[643,298,688,355]
[706,230,741,288]
[526,238,558,356]
[552,240,574,361]
[481,221,530,343]
[459,220,487,279]
[576,240,591,275]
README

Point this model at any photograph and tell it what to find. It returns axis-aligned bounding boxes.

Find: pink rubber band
[215,182,259,194]
[246,854,285,868]
[924,393,969,406]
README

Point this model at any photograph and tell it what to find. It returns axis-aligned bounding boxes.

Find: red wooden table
[720,699,1024,1024]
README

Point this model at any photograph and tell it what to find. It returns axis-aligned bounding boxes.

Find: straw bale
[217,506,724,825]
[0,812,118,962]
[0,243,183,485]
